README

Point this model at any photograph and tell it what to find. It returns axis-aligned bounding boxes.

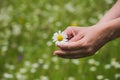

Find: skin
[53,0,120,59]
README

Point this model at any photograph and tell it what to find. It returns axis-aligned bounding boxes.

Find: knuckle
[87,47,96,56]
[79,40,87,47]
[67,26,73,30]
[68,44,74,49]
[88,47,94,53]
[81,41,95,55]
[65,44,71,49]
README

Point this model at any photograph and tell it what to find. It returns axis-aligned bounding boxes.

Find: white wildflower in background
[52,30,68,45]
[88,59,100,66]
[90,66,97,72]
[68,76,75,80]
[105,0,113,4]
[104,78,110,80]
[19,68,27,73]
[96,75,104,80]
[46,41,52,46]
[55,22,62,27]
[40,75,49,80]
[3,73,13,79]
[104,64,111,69]
[48,17,54,23]
[52,57,58,63]
[24,61,31,67]
[111,58,120,69]
[9,65,15,70]
[30,68,36,73]
[1,46,8,52]
[18,46,24,52]
[95,61,100,66]
[32,63,39,68]
[38,59,44,64]
[16,73,27,80]
[5,63,15,70]
[65,3,75,13]
[12,23,21,36]
[43,63,49,70]
[71,59,80,65]
[88,59,96,65]
[0,6,13,27]
[115,73,120,79]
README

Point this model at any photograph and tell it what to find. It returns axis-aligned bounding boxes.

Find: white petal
[54,33,58,36]
[58,30,61,34]
[52,35,57,40]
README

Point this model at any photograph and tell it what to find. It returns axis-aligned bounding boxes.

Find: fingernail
[57,42,67,46]
[57,43,62,46]
[56,43,62,47]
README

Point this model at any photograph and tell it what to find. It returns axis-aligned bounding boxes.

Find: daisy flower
[52,30,68,45]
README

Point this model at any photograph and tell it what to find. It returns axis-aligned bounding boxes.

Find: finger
[63,27,79,39]
[54,50,88,59]
[57,54,87,59]
[69,34,84,42]
[57,41,84,50]
[56,50,93,59]
[53,49,86,55]
[58,52,93,59]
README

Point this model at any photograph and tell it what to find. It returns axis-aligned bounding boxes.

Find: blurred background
[0,0,120,80]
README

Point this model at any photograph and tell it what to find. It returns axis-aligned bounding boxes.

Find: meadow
[0,0,120,80]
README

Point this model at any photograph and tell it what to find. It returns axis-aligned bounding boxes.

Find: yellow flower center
[71,22,77,26]
[57,35,63,41]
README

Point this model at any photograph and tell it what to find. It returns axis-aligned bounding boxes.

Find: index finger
[63,27,79,39]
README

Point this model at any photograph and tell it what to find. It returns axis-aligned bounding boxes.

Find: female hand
[53,25,112,59]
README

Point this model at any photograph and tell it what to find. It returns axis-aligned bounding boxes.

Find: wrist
[90,25,114,44]
[94,19,120,41]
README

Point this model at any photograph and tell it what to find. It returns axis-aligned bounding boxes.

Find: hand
[53,25,111,59]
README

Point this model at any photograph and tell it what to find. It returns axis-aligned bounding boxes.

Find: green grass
[0,0,120,80]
